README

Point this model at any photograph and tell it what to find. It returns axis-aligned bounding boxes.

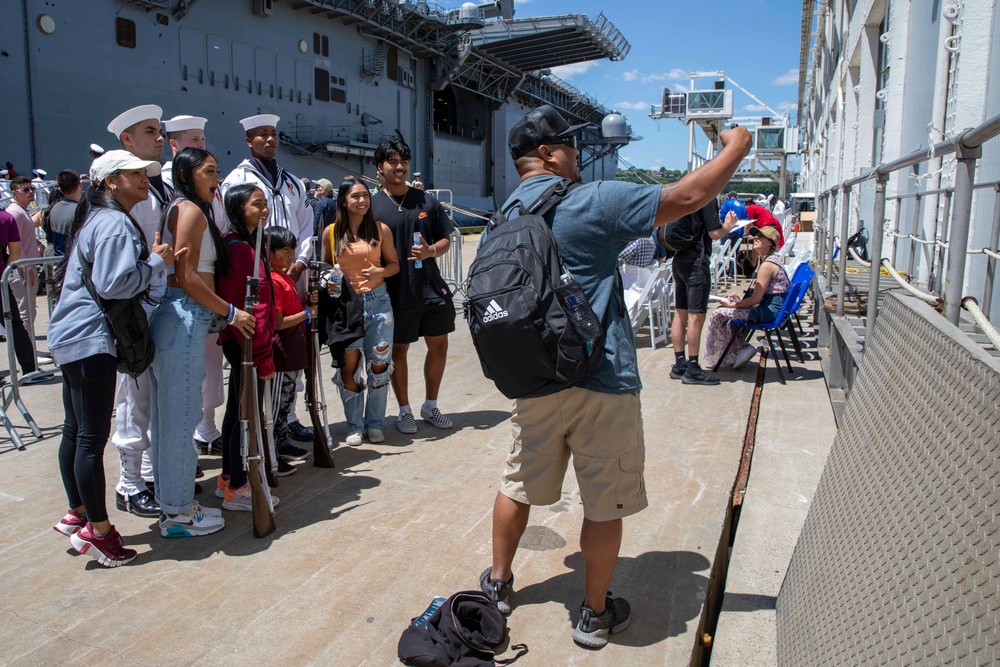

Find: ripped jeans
[337,284,395,432]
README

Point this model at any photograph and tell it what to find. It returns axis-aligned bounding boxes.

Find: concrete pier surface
[0,236,836,666]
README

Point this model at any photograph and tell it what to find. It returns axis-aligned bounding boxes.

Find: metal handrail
[1,256,62,450]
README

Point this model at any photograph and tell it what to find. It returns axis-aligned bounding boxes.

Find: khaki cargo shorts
[500,387,648,522]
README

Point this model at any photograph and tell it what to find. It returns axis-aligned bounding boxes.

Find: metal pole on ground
[934,190,952,295]
[890,195,901,266]
[907,194,920,282]
[836,185,851,316]
[864,175,888,346]
[827,189,838,287]
[816,194,827,275]
[944,141,982,325]
[982,183,1000,317]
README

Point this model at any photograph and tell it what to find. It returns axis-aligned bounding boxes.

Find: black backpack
[397,591,527,667]
[464,178,606,400]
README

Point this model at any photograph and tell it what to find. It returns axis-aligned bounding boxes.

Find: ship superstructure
[1,0,636,212]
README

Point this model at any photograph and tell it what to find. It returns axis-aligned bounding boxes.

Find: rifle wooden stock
[240,348,276,538]
[306,252,336,468]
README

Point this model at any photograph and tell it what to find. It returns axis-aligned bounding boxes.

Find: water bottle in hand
[556,270,601,356]
[413,232,423,269]
[323,264,343,298]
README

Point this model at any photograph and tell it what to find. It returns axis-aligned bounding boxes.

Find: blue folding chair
[711,266,815,384]
[783,264,816,361]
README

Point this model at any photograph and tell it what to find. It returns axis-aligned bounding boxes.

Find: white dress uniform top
[161,114,227,445]
[221,115,314,266]
[105,105,170,501]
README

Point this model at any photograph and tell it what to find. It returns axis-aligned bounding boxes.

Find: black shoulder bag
[76,247,155,378]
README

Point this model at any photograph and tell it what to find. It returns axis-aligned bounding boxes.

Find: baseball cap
[508,105,592,160]
[316,178,333,191]
[748,225,780,247]
[90,150,162,183]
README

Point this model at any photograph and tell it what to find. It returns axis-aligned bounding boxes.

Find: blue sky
[445,0,804,170]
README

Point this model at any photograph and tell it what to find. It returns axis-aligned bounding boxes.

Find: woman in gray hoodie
[48,150,180,568]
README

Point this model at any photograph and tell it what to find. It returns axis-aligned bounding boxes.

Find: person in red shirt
[745,203,784,248]
[264,226,317,474]
[216,184,277,511]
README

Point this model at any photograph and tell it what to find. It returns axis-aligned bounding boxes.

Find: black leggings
[221,339,265,490]
[58,354,117,523]
[5,286,36,375]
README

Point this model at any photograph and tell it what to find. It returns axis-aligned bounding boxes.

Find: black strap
[495,643,529,665]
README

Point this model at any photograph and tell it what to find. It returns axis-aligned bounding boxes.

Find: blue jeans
[337,284,394,432]
[149,288,218,514]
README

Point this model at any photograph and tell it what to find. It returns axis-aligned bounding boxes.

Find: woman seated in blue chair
[704,225,790,370]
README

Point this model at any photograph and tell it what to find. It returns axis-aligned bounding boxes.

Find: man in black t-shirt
[669,199,737,385]
[370,137,456,435]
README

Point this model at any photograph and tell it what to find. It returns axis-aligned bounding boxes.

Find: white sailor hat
[90,150,162,183]
[0,170,8,177]
[32,168,47,178]
[240,114,280,131]
[107,104,163,137]
[413,172,422,177]
[89,143,105,155]
[163,115,207,133]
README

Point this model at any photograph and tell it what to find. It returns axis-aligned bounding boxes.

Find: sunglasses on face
[543,135,579,152]
[17,186,35,193]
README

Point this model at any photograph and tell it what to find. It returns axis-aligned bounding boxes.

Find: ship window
[314,67,330,102]
[322,36,329,57]
[313,33,321,54]
[331,88,346,104]
[116,17,136,49]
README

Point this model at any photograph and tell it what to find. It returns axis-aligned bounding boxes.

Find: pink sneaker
[69,524,137,568]
[53,508,87,536]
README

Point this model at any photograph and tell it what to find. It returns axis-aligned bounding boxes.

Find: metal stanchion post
[827,189,838,287]
[907,194,920,283]
[890,195,901,266]
[836,186,851,316]
[982,183,1000,317]
[864,175,888,346]
[944,142,982,324]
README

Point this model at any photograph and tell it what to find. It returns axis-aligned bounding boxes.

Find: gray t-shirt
[501,175,661,394]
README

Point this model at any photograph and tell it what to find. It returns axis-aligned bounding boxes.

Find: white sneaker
[420,407,453,429]
[222,483,279,511]
[396,412,417,434]
[37,355,54,365]
[366,428,385,443]
[190,501,223,517]
[732,345,758,370]
[346,431,364,446]
[159,507,225,538]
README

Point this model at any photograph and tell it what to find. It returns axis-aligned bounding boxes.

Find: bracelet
[226,303,235,323]
[303,309,311,325]
[227,304,239,326]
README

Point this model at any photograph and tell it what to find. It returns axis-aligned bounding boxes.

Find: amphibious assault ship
[1,0,638,217]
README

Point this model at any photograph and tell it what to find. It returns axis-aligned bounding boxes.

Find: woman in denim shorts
[322,176,400,445]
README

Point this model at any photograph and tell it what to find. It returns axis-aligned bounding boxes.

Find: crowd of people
[35,105,457,568]
[7,100,794,650]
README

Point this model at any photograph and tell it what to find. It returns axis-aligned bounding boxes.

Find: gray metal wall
[777,292,999,665]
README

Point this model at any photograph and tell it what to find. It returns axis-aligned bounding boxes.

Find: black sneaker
[194,437,222,454]
[479,567,514,615]
[682,364,721,385]
[275,458,297,477]
[278,441,309,461]
[288,421,313,442]
[572,595,631,648]
[669,361,687,379]
[115,489,160,518]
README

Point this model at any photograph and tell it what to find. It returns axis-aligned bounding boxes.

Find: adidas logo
[482,299,509,323]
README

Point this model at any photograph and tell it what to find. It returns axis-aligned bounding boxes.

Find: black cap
[508,105,592,160]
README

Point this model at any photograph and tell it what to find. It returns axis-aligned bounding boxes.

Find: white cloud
[744,103,768,112]
[622,69,639,82]
[514,0,531,4]
[549,61,600,80]
[772,68,799,86]
[641,68,688,84]
[615,101,650,110]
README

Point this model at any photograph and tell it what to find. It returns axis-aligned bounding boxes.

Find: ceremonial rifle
[240,220,276,537]
[306,236,336,468]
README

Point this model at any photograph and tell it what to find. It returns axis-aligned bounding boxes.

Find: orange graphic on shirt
[418,212,428,219]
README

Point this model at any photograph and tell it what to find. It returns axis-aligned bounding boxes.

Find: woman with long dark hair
[48,150,179,567]
[322,176,399,445]
[149,147,256,537]
[215,183,278,511]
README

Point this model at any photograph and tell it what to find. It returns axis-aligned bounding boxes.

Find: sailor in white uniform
[221,114,315,437]
[162,114,227,452]
[107,104,171,518]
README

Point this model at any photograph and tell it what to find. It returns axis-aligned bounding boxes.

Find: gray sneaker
[396,412,418,434]
[572,595,631,648]
[479,567,514,615]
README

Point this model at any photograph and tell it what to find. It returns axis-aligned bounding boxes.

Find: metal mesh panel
[777,293,1000,666]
